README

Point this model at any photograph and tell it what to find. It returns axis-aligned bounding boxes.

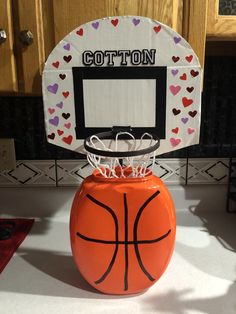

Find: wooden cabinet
[0,0,17,92]
[0,0,209,94]
[207,0,236,39]
[183,0,208,72]
[42,0,186,60]
[0,0,45,94]
[12,0,45,93]
[49,0,183,46]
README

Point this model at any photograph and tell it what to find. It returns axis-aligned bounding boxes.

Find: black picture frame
[72,66,167,139]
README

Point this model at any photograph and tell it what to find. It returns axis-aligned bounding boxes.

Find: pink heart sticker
[169,85,181,96]
[64,122,71,129]
[188,128,195,134]
[48,108,55,114]
[170,138,181,147]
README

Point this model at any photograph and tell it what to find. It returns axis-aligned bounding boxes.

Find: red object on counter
[0,218,34,273]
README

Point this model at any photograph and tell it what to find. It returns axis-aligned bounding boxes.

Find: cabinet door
[49,0,183,49]
[183,0,208,71]
[13,0,44,94]
[207,0,236,38]
[0,0,18,92]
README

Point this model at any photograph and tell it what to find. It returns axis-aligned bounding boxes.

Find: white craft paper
[83,79,156,127]
[42,16,202,155]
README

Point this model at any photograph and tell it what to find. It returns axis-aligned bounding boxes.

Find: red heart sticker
[182,97,193,107]
[185,55,193,63]
[76,28,83,36]
[62,135,73,145]
[62,91,69,98]
[153,25,161,33]
[52,61,59,68]
[171,127,179,134]
[111,19,119,27]
[180,73,187,80]
[57,130,64,136]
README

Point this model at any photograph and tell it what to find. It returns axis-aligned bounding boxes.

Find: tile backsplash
[0,160,56,186]
[0,158,230,187]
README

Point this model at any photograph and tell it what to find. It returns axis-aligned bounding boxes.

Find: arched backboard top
[43,16,202,155]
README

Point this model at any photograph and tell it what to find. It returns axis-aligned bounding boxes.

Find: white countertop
[0,186,236,314]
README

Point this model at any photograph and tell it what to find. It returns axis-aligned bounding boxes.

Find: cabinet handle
[0,29,7,44]
[19,30,33,46]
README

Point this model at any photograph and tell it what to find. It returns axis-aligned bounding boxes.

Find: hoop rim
[84,130,160,157]
[91,168,154,182]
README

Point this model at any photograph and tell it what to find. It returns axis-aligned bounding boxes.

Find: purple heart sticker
[174,36,181,44]
[181,117,189,124]
[132,18,140,26]
[56,101,63,109]
[47,83,58,94]
[49,116,59,126]
[171,69,178,76]
[63,43,70,51]
[92,22,99,29]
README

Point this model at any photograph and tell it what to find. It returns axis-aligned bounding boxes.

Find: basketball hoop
[84,128,160,178]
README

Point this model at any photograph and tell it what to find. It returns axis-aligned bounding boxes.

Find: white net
[86,132,157,178]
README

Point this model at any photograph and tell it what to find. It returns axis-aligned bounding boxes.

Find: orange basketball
[70,169,176,295]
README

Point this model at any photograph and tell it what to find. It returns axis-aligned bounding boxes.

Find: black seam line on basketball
[86,194,119,285]
[124,193,129,291]
[76,229,171,245]
[133,190,160,282]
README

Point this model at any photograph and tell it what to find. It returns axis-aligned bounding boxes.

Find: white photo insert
[83,79,156,128]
